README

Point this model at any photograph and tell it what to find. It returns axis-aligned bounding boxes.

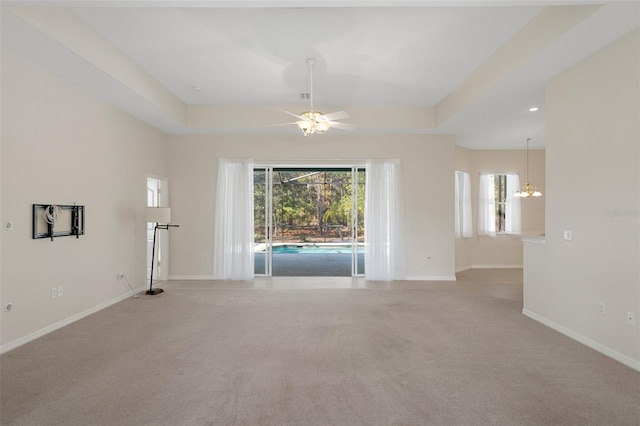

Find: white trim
[145,172,169,181]
[456,265,522,273]
[0,287,145,355]
[169,275,216,280]
[471,264,523,269]
[402,275,457,281]
[171,275,459,281]
[523,309,640,373]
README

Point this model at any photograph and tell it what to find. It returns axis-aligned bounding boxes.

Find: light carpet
[1,269,639,425]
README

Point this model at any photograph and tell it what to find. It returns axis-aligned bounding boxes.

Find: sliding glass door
[254,166,364,277]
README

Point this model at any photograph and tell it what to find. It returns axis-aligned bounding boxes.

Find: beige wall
[167,134,456,280]
[0,50,169,350]
[524,29,640,369]
[455,146,545,272]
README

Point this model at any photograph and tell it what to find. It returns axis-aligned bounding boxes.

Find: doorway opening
[254,167,365,277]
[147,176,169,281]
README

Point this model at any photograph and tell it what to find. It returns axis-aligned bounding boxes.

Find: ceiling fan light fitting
[297,111,329,135]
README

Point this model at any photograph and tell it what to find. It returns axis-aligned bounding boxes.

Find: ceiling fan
[274,58,353,136]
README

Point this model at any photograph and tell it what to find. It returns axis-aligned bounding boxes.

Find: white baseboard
[1,287,145,355]
[403,276,457,281]
[170,275,458,282]
[472,264,523,269]
[456,265,522,273]
[169,275,216,280]
[522,309,640,373]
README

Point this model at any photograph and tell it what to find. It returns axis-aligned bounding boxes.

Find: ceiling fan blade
[267,121,300,127]
[321,111,349,121]
[280,110,307,121]
[327,121,355,130]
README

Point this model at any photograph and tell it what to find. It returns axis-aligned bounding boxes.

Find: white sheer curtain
[505,174,521,234]
[213,158,254,280]
[477,174,496,236]
[364,159,404,281]
[455,171,473,238]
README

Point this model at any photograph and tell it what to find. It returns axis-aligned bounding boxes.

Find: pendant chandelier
[514,138,542,198]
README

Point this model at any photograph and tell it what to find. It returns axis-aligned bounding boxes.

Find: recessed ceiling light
[528,106,540,112]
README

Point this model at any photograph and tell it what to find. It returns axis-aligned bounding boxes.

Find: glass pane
[271,169,353,276]
[494,174,507,232]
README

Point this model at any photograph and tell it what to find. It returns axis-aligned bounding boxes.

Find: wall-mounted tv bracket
[33,204,85,241]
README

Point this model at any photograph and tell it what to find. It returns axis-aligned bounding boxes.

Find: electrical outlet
[599,302,606,316]
[51,288,57,299]
[563,230,572,241]
[57,286,63,297]
[627,312,636,326]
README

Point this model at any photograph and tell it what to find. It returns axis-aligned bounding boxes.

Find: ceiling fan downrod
[306,57,316,114]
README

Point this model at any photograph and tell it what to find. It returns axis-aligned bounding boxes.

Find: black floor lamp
[145,207,179,295]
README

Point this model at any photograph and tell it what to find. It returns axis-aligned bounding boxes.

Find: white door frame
[351,167,363,277]
[254,164,364,277]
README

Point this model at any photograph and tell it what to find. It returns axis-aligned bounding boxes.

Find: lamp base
[145,288,164,295]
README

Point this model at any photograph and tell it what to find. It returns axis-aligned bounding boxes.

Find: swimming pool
[271,244,363,254]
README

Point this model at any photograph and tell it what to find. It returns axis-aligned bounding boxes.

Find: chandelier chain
[525,137,530,182]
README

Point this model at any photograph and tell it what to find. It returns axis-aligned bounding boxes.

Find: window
[454,171,473,238]
[478,173,521,236]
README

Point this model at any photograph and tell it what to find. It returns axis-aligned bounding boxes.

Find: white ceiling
[2,1,639,149]
[71,6,540,106]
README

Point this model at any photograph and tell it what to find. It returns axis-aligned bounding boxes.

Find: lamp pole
[147,223,179,295]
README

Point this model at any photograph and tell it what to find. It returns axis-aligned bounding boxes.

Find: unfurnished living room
[1,1,639,425]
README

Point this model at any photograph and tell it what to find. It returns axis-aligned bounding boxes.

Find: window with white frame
[478,173,521,235]
[454,171,473,238]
